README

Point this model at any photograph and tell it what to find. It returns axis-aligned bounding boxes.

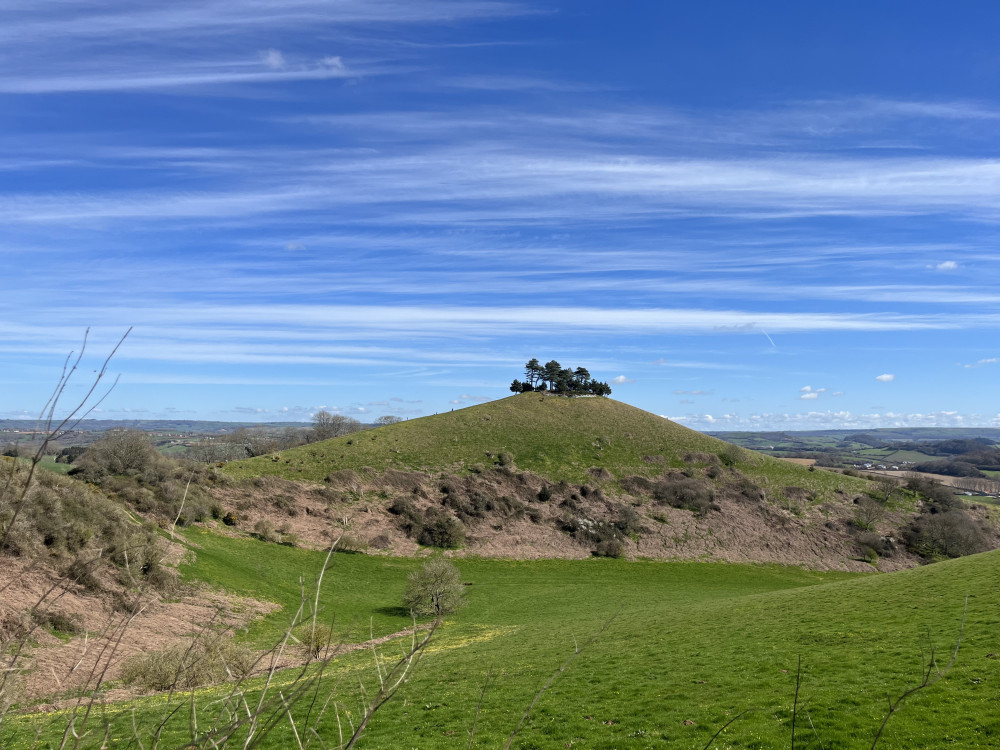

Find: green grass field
[35,456,72,474]
[7,529,997,749]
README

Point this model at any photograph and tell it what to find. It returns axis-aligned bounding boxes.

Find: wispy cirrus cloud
[0,0,530,95]
[3,304,967,341]
[6,149,1000,226]
[960,357,998,369]
[0,0,528,42]
[0,57,363,95]
[674,410,997,431]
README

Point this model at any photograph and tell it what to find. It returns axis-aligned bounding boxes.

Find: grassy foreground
[6,530,998,748]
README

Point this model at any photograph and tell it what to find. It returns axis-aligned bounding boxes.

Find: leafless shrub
[904,510,987,559]
[120,635,257,692]
[311,411,363,442]
[854,496,886,530]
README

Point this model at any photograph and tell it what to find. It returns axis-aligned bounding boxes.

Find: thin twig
[701,708,763,750]
[342,618,439,749]
[791,654,801,750]
[805,709,826,750]
[466,666,493,750]
[503,610,619,750]
[869,596,968,750]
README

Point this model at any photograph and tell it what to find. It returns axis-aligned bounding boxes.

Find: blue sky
[4,1,1000,430]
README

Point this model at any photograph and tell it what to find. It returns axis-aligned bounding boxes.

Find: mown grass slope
[10,532,997,749]
[223,395,868,498]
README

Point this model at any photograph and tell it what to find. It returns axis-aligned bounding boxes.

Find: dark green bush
[388,497,424,537]
[592,538,625,558]
[717,444,745,467]
[614,505,645,536]
[855,531,897,559]
[418,513,465,549]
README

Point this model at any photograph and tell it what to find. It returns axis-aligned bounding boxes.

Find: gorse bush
[418,512,466,548]
[442,488,526,525]
[387,497,467,547]
[592,538,625,558]
[388,496,423,537]
[717,443,746,467]
[0,460,162,579]
[75,457,224,525]
[652,476,717,516]
[74,428,158,477]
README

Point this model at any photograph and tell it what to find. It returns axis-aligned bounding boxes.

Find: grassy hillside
[223,395,866,496]
[7,532,997,748]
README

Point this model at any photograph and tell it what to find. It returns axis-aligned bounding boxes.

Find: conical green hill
[222,395,861,494]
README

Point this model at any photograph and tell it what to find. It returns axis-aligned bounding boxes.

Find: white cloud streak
[6,151,1000,225]
[961,357,998,369]
[0,1,529,95]
[676,410,1000,431]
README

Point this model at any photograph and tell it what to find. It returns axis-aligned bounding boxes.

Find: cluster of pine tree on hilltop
[510,358,612,396]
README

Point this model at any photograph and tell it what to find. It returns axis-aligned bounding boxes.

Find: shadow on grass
[374,605,412,619]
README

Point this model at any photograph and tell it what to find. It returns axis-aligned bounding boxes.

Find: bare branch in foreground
[869,596,968,750]
[503,610,618,750]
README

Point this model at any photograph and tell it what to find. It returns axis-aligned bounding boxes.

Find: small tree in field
[402,558,465,617]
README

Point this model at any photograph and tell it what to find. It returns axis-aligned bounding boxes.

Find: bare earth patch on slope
[204,465,937,571]
[0,557,277,707]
